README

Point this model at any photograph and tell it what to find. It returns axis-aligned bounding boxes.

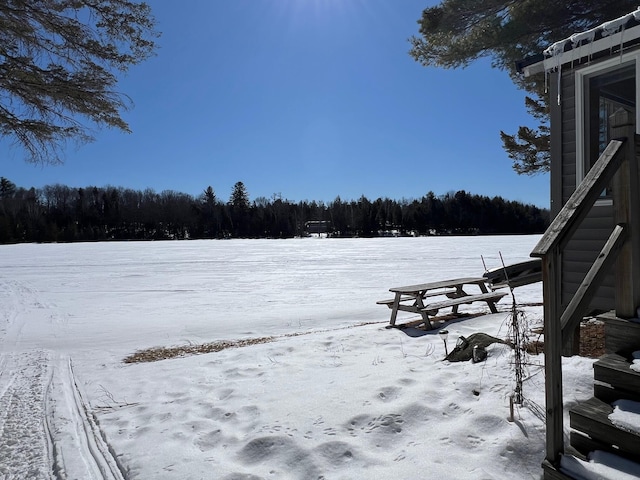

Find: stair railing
[531,108,640,467]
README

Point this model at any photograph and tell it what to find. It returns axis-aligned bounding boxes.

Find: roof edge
[521,22,640,77]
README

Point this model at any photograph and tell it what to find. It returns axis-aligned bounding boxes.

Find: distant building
[304,221,331,236]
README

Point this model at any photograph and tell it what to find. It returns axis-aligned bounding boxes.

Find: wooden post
[543,246,565,466]
[611,109,640,318]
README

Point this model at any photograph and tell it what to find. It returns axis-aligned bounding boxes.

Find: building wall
[555,68,616,312]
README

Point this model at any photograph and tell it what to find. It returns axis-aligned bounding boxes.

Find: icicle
[557,64,562,106]
[544,68,548,94]
[543,42,565,106]
[538,7,640,104]
[570,29,597,66]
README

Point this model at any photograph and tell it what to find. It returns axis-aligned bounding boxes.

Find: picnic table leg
[487,300,499,313]
[477,282,500,313]
[413,293,433,329]
[452,286,465,314]
[420,310,434,330]
[389,292,401,326]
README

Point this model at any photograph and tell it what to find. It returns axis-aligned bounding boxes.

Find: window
[575,54,639,190]
[587,63,635,171]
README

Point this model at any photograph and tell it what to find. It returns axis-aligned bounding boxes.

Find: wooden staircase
[570,365,640,459]
[566,315,640,475]
[534,113,640,479]
[543,315,640,479]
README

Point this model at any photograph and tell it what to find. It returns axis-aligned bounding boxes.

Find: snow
[609,400,640,435]
[0,236,621,479]
[536,6,640,105]
[561,451,640,480]
[632,351,640,373]
[543,7,640,58]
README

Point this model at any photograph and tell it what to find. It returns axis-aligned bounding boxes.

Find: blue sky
[1,0,550,207]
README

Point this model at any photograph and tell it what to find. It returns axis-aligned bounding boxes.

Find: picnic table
[377,276,508,330]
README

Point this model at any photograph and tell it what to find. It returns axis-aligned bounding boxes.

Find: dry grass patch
[123,321,389,364]
[524,319,605,359]
[124,337,275,363]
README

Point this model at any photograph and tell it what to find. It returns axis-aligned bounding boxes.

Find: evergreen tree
[199,186,220,238]
[228,181,250,237]
[229,182,250,210]
[0,0,159,164]
[409,0,637,175]
[0,177,17,198]
[0,178,550,243]
[203,186,217,205]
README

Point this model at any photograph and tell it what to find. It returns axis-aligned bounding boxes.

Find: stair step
[593,353,640,402]
[570,397,640,461]
[594,383,640,404]
[542,459,574,480]
[559,451,640,479]
[570,430,619,458]
[598,312,640,356]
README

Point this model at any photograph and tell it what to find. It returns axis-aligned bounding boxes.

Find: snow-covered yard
[0,236,601,479]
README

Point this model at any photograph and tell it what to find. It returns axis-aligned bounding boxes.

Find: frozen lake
[2,235,573,480]
[1,235,542,357]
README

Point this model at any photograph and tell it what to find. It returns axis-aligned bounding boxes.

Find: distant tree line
[0,178,549,243]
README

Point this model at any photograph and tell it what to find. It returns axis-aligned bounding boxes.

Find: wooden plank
[532,139,626,258]
[560,224,627,346]
[543,247,565,465]
[611,114,640,319]
[603,315,640,356]
[542,459,574,480]
[421,291,507,313]
[490,272,542,290]
[377,289,458,305]
[570,397,640,458]
[389,277,487,294]
[570,430,618,459]
[484,259,541,281]
[594,383,640,404]
[389,292,401,326]
[593,354,640,396]
[569,437,640,473]
[377,296,418,306]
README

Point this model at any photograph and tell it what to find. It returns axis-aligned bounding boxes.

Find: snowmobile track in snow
[0,278,126,479]
[46,356,128,480]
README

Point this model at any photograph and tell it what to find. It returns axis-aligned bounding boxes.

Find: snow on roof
[544,7,640,57]
[522,8,640,77]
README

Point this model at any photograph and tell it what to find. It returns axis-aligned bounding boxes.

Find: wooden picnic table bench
[378,276,508,330]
